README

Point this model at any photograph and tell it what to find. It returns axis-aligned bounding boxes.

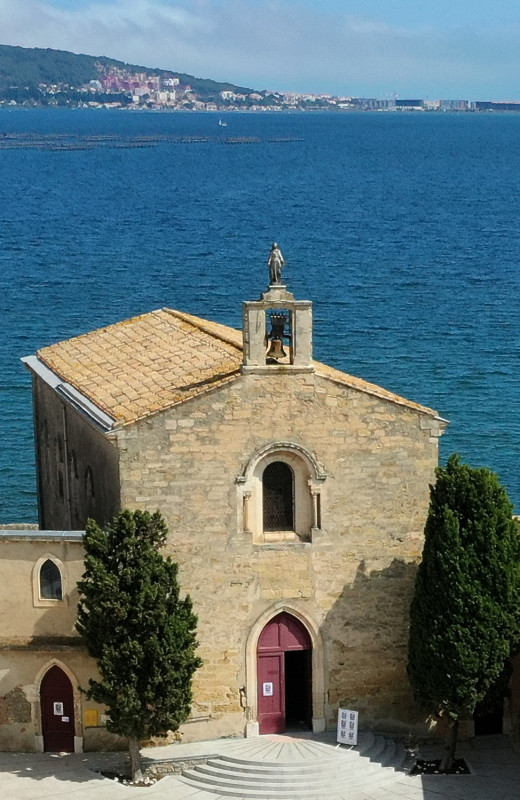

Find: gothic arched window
[40,559,63,601]
[69,450,78,480]
[85,466,94,496]
[263,461,294,531]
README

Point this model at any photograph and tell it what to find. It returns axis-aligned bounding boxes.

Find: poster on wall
[53,702,64,716]
[262,682,274,696]
[337,708,358,746]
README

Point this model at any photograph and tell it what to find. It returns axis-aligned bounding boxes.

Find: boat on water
[218,117,228,127]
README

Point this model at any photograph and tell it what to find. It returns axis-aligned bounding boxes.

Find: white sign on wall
[337,708,358,746]
[53,702,64,716]
[262,682,274,697]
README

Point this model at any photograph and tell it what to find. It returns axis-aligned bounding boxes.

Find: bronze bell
[266,338,287,360]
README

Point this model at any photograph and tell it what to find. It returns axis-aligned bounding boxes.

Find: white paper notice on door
[53,702,64,716]
[262,682,274,696]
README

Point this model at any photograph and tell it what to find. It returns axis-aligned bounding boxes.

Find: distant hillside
[0,43,253,97]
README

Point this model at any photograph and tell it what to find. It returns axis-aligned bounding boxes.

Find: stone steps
[178,733,411,799]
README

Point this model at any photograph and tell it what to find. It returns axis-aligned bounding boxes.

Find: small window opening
[69,450,78,480]
[56,436,64,464]
[263,461,294,530]
[40,559,62,600]
[85,466,95,498]
[41,420,49,448]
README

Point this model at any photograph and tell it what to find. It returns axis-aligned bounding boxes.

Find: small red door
[257,613,311,734]
[40,666,75,752]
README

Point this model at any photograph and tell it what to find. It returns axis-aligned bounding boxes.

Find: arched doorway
[40,666,75,752]
[257,612,312,734]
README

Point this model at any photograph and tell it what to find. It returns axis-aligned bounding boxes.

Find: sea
[1,108,520,523]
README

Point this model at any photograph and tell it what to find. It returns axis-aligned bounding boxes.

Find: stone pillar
[243,491,252,533]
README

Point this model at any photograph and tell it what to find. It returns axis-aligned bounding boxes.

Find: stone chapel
[0,253,450,752]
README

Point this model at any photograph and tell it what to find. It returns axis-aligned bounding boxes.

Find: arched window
[68,451,80,527]
[85,466,95,499]
[263,461,294,531]
[238,441,327,544]
[40,419,49,448]
[69,450,78,480]
[55,436,64,464]
[40,559,63,600]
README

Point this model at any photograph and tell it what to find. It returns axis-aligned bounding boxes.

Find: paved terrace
[0,732,519,800]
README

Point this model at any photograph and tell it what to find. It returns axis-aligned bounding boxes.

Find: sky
[2,0,520,99]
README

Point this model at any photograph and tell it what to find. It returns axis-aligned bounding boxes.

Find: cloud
[1,0,520,97]
[0,1,208,66]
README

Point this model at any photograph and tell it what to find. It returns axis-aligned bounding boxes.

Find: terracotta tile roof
[36,308,439,426]
[37,309,243,426]
[313,361,439,416]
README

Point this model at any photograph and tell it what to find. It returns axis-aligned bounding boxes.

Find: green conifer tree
[408,454,520,771]
[76,510,201,781]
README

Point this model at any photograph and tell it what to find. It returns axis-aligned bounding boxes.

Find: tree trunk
[439,717,459,773]
[128,736,143,782]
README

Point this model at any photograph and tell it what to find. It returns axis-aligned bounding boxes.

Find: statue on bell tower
[242,245,314,373]
[268,243,285,285]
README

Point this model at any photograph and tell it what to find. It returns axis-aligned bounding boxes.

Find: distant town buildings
[2,62,520,112]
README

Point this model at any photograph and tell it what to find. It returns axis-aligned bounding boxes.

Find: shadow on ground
[0,749,127,785]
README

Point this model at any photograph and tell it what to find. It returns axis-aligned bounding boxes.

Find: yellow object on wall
[84,709,99,727]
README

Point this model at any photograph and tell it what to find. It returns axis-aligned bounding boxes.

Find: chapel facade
[1,254,451,751]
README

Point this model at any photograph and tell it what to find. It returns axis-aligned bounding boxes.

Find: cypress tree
[76,510,202,781]
[408,454,520,771]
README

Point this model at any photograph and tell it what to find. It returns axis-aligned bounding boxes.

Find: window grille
[40,559,62,600]
[263,461,294,530]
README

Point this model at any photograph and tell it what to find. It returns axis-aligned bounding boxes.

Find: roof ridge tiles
[29,306,441,427]
[162,307,243,350]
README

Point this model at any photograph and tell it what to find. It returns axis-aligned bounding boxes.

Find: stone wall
[12,364,444,747]
[33,377,120,530]
[114,369,443,740]
[0,647,121,752]
[0,537,129,751]
[0,539,83,640]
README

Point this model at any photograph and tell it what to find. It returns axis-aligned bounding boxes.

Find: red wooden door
[257,613,311,734]
[40,666,75,752]
[258,653,285,733]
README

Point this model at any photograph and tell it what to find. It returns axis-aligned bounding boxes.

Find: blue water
[1,108,520,522]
